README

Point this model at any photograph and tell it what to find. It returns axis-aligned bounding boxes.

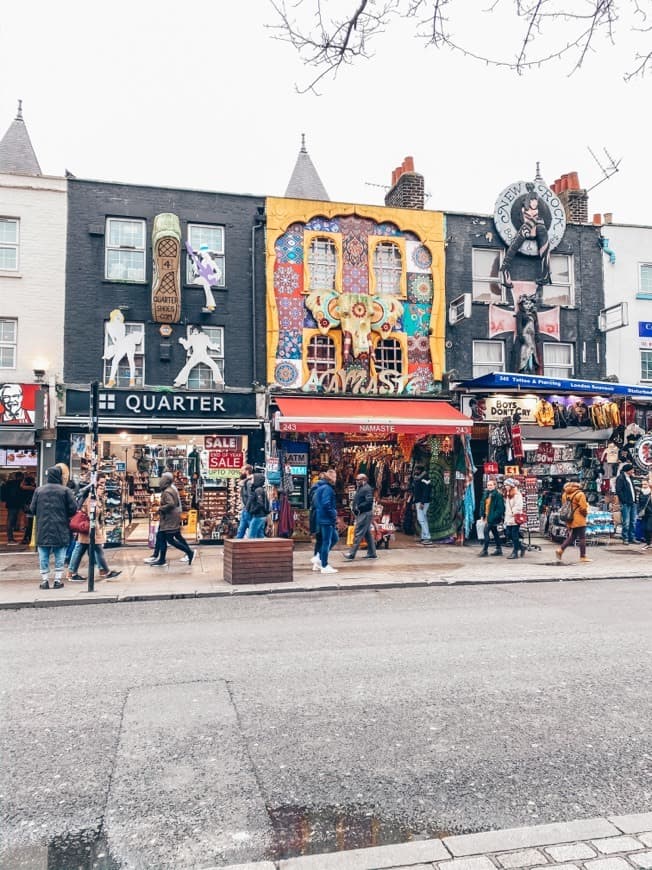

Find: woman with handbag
[503,478,526,559]
[66,474,122,581]
[637,481,652,550]
[555,481,590,563]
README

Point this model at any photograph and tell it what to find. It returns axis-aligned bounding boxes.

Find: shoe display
[39,579,49,589]
[320,565,338,574]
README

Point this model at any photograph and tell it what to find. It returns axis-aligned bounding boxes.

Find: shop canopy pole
[87,381,99,594]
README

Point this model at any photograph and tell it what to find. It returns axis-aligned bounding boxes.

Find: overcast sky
[1,1,648,225]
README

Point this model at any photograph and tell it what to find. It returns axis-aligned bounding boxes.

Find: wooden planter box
[223,537,294,585]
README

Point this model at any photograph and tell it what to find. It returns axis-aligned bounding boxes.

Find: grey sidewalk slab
[609,814,652,834]
[443,818,621,857]
[278,837,450,869]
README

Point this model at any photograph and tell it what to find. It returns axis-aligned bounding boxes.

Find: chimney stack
[384,156,425,210]
[552,170,589,223]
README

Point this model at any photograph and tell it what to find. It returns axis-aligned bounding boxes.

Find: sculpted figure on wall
[103,309,140,387]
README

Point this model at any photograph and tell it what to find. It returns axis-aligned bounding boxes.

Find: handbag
[513,512,527,526]
[637,495,650,520]
[69,509,90,535]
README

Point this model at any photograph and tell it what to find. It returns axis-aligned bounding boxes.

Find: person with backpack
[150,472,195,566]
[555,481,590,563]
[246,472,270,539]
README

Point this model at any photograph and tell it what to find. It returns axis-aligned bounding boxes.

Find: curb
[215,812,652,870]
[0,571,648,610]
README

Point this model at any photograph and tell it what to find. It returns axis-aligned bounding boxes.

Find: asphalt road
[1,578,651,869]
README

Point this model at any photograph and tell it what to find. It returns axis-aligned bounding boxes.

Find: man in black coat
[343,473,377,561]
[615,462,637,544]
[30,466,77,589]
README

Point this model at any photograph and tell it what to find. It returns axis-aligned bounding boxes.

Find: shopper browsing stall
[555,481,590,564]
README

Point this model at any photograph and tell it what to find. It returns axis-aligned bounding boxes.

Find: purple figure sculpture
[185,242,222,311]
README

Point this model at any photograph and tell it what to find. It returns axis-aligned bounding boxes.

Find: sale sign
[208,451,244,470]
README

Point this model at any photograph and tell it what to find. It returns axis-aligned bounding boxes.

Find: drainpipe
[251,208,266,386]
[599,236,616,265]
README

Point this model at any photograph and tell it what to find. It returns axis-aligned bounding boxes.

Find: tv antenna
[364,181,432,203]
[586,146,622,192]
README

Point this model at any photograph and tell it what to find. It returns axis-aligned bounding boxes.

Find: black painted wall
[444,212,606,380]
[64,179,266,388]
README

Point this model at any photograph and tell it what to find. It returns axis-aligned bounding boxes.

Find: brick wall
[65,179,266,389]
[384,173,425,210]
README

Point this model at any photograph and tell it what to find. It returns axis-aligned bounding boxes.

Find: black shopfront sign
[65,389,257,419]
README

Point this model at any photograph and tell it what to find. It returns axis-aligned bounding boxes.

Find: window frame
[104,217,147,282]
[640,348,652,382]
[542,252,575,307]
[543,341,574,379]
[102,320,145,387]
[372,334,407,377]
[639,263,652,296]
[472,339,505,378]
[302,328,342,383]
[471,247,505,304]
[304,231,342,294]
[186,223,226,288]
[0,318,18,369]
[0,218,20,272]
[368,236,407,299]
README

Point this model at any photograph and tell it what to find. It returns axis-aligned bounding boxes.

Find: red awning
[274,397,472,435]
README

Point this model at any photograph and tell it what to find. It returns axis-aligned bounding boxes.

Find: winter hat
[503,477,517,488]
[621,463,634,473]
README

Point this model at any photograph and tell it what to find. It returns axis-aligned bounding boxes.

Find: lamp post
[87,381,99,593]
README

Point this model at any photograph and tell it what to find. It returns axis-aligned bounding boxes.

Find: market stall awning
[458,371,652,399]
[274,397,472,435]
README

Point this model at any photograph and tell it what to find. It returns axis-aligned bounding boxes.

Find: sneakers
[149,561,168,567]
[489,550,503,556]
[310,554,320,566]
[363,554,377,560]
[67,573,86,582]
[641,544,649,551]
[39,579,49,589]
[312,562,321,572]
[342,553,355,561]
[179,550,197,564]
[143,556,158,564]
[579,556,592,563]
[53,580,64,589]
[320,565,338,574]
[555,547,563,561]
[100,570,122,579]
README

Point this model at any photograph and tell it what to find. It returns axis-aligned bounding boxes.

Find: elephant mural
[305,290,403,364]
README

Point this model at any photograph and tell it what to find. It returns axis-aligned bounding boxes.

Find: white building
[602,222,652,385]
[0,102,66,493]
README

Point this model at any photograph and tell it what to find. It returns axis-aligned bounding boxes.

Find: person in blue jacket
[313,468,339,574]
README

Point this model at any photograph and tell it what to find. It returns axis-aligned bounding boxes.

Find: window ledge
[102,279,147,286]
[636,293,652,300]
[0,271,21,279]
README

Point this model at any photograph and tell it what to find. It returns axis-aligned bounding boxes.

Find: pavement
[217,812,652,870]
[0,532,650,609]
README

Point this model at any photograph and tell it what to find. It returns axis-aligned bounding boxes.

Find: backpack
[559,493,577,523]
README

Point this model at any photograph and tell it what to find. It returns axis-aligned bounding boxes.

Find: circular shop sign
[493,180,567,255]
[633,434,652,471]
[159,324,173,337]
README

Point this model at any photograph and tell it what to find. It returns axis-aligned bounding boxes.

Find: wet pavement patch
[1,828,122,870]
[266,803,453,860]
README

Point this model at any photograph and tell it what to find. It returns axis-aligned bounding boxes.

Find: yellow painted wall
[265,196,446,386]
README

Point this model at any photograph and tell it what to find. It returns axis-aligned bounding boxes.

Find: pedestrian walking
[637,480,652,550]
[478,478,505,557]
[555,481,591,563]
[150,472,195,566]
[246,472,270,539]
[314,468,339,574]
[411,466,432,544]
[503,478,525,559]
[616,462,637,544]
[29,465,77,589]
[2,470,24,543]
[343,473,377,561]
[235,465,254,539]
[66,474,122,580]
[308,473,323,570]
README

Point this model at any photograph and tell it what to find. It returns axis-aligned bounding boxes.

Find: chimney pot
[560,174,569,191]
[403,156,415,172]
[593,213,602,225]
[568,171,580,190]
[604,212,613,224]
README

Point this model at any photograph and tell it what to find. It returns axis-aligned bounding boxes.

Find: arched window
[373,242,402,295]
[307,236,337,291]
[306,334,337,375]
[374,338,403,375]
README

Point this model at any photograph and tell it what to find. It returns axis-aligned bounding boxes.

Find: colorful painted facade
[266,198,446,396]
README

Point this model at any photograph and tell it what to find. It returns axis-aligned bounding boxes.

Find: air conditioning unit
[448,293,472,325]
[598,301,628,332]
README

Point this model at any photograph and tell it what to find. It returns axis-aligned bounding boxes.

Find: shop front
[0,382,48,548]
[59,388,264,547]
[271,396,473,545]
[458,372,652,543]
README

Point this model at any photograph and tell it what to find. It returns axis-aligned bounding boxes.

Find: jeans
[319,523,339,568]
[349,510,376,558]
[560,525,586,558]
[236,509,251,539]
[481,523,502,553]
[7,507,19,540]
[415,503,431,541]
[69,541,109,574]
[621,503,635,542]
[38,545,67,577]
[507,523,524,555]
[248,516,266,539]
[158,529,193,562]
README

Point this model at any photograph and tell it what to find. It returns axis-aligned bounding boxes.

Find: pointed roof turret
[0,100,42,176]
[285,134,329,201]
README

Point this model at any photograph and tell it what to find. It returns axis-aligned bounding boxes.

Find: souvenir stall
[272,397,474,545]
[459,372,652,544]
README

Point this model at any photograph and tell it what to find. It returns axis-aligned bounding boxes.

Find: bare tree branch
[267,0,652,91]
